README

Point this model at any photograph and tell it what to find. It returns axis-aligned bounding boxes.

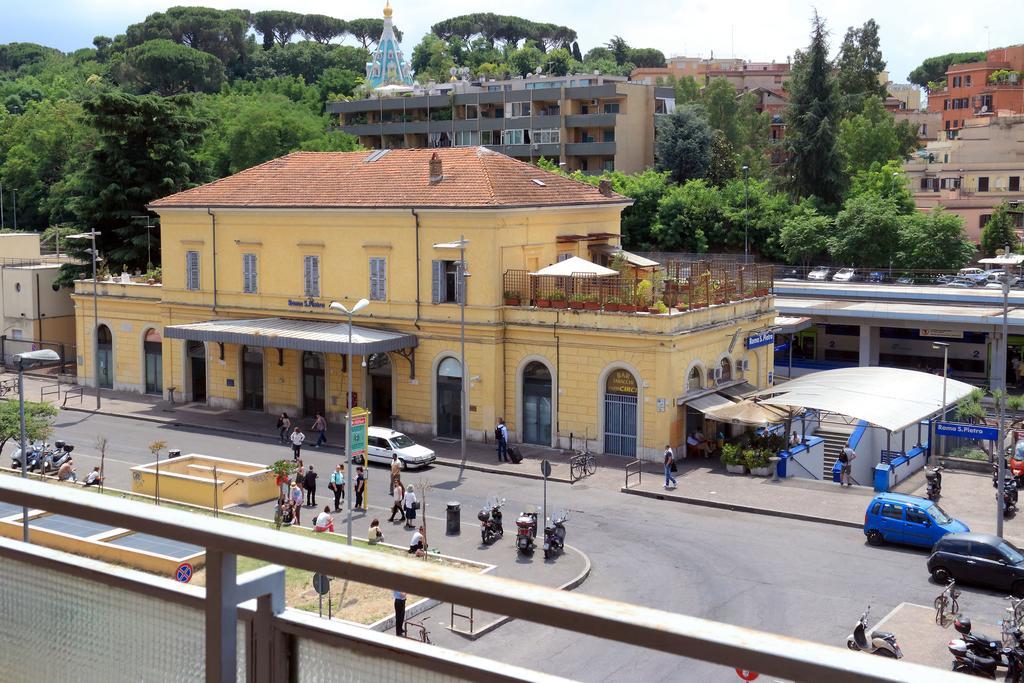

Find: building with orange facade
[928,45,1024,139]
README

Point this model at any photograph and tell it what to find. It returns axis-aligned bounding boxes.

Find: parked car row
[785,266,1024,288]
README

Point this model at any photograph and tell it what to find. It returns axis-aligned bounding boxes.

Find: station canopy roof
[754,367,976,433]
[164,318,417,355]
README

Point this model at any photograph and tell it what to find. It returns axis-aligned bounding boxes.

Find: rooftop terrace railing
[0,476,959,682]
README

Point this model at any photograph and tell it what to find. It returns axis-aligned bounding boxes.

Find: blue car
[863,493,969,549]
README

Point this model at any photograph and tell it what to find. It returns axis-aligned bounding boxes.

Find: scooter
[948,620,1023,679]
[478,498,505,545]
[1006,479,1020,518]
[543,511,568,560]
[11,441,47,472]
[926,466,943,501]
[846,607,903,658]
[42,441,74,474]
[516,507,538,555]
[953,616,1005,660]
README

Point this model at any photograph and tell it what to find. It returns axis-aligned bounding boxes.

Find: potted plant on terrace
[504,290,521,306]
[604,296,622,312]
[583,294,601,311]
[549,291,568,309]
[536,291,553,308]
[568,294,586,310]
[720,443,746,474]
[744,448,772,476]
[650,300,669,315]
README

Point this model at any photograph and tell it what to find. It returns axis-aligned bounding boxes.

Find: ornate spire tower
[365,1,414,88]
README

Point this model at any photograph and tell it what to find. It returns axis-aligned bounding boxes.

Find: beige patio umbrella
[703,399,792,426]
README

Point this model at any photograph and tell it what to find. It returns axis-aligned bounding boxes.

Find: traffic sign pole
[541,459,552,553]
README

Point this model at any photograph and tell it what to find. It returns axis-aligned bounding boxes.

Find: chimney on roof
[428,152,443,184]
[598,179,613,197]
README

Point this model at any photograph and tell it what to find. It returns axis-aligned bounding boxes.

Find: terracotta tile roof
[148,147,630,210]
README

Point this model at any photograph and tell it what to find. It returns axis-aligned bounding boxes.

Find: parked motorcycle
[1006,479,1020,518]
[478,498,505,545]
[926,466,943,501]
[846,607,902,658]
[516,507,538,555]
[948,619,1024,679]
[11,441,48,472]
[543,511,568,560]
[42,441,74,474]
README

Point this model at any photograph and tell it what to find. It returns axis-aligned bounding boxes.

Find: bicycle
[934,580,960,627]
[404,619,431,644]
[569,450,596,481]
[1002,596,1024,647]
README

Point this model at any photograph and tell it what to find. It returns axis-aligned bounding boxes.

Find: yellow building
[73,147,775,460]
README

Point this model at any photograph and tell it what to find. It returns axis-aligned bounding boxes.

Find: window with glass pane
[186,251,200,291]
[603,102,620,114]
[242,253,257,293]
[304,255,320,297]
[531,129,560,144]
[369,257,387,301]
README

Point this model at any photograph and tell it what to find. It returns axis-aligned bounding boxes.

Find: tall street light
[742,165,750,262]
[131,215,157,269]
[15,349,60,542]
[932,341,949,459]
[979,247,1024,537]
[67,230,102,410]
[433,237,470,469]
[329,298,370,546]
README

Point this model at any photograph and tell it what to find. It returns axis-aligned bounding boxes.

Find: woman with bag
[403,484,417,529]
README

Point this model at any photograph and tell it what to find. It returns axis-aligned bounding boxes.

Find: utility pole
[12,188,17,230]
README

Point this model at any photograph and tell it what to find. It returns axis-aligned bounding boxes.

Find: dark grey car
[928,532,1024,596]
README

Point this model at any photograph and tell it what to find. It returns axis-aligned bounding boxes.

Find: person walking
[289,482,303,526]
[663,445,678,489]
[290,426,305,461]
[839,443,857,487]
[330,465,344,512]
[354,466,366,510]
[394,590,407,637]
[304,465,318,507]
[277,413,291,444]
[389,479,406,523]
[495,417,509,463]
[389,455,401,495]
[312,412,327,448]
[403,484,417,529]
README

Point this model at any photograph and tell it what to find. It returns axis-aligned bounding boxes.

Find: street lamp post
[67,231,102,410]
[329,298,370,546]
[742,165,750,262]
[979,248,1024,537]
[433,237,470,469]
[12,188,17,230]
[932,341,949,459]
[15,349,60,542]
[131,215,157,269]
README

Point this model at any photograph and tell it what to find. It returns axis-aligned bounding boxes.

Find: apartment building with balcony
[927,44,1024,138]
[327,74,675,175]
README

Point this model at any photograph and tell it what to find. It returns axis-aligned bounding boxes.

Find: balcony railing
[502,261,773,313]
[0,476,957,682]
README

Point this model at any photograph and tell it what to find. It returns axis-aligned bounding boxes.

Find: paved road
[3,410,1011,681]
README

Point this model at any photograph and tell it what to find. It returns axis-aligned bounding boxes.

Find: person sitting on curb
[368,518,384,544]
[407,525,425,556]
[83,467,104,487]
[314,506,334,533]
[57,459,76,483]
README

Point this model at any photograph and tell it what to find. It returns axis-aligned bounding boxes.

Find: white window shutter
[431,260,443,304]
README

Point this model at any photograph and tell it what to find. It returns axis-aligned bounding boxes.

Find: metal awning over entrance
[164,317,419,374]
[678,391,734,414]
[717,381,757,400]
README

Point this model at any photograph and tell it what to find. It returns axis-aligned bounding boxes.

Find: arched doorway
[302,351,325,418]
[604,368,638,456]
[187,341,206,403]
[369,353,393,427]
[719,357,732,383]
[686,366,703,393]
[143,328,162,395]
[96,325,113,389]
[242,346,264,411]
[436,357,462,438]
[522,362,552,445]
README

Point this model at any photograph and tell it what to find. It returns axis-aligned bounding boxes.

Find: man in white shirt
[408,526,424,555]
[839,444,856,487]
[290,427,305,461]
[84,467,103,487]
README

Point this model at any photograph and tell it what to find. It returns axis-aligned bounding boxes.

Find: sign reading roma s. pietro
[745,331,775,350]
[935,421,999,441]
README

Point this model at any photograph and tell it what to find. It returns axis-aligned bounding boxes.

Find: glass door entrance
[242,346,264,411]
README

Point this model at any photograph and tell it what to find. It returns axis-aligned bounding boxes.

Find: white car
[807,267,831,281]
[353,427,436,470]
[832,268,860,282]
[984,270,1019,288]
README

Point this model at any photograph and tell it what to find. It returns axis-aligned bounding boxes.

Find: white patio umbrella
[703,399,792,426]
[375,84,414,94]
[531,256,618,277]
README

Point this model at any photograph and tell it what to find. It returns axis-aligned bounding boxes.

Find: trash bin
[168,449,181,459]
[446,502,460,535]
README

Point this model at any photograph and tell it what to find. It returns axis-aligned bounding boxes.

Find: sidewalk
[3,373,591,484]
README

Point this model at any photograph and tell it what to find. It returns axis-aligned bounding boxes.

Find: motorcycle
[515,507,538,555]
[42,441,74,474]
[543,511,568,560]
[926,466,943,501]
[478,498,505,545]
[846,607,902,658]
[1006,479,1020,518]
[948,620,1024,679]
[11,441,48,472]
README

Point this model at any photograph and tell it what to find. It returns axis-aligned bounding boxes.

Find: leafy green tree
[0,400,57,452]
[651,180,717,252]
[571,41,583,62]
[248,42,366,85]
[224,76,320,113]
[716,178,793,259]
[908,51,986,90]
[114,39,225,95]
[838,96,916,176]
[543,48,572,76]
[980,202,1018,257]
[600,169,672,250]
[706,131,737,187]
[316,66,361,104]
[628,48,666,68]
[584,47,613,62]
[779,202,832,266]
[672,75,701,104]
[67,91,207,270]
[508,45,544,77]
[834,19,887,111]
[735,91,771,177]
[847,160,915,213]
[898,209,974,270]
[655,104,713,183]
[606,36,630,65]
[252,11,304,49]
[0,43,61,74]
[122,7,250,77]
[345,19,401,49]
[300,15,347,44]
[829,193,902,267]
[412,35,457,81]
[702,77,739,145]
[784,12,844,206]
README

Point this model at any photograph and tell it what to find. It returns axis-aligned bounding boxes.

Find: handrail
[785,449,820,480]
[0,476,962,682]
[624,459,643,489]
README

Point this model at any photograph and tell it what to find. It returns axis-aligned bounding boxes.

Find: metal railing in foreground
[0,476,961,683]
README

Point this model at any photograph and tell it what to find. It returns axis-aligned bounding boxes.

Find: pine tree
[784,12,844,206]
[835,19,888,113]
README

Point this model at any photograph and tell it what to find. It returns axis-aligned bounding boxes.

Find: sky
[2,0,1018,86]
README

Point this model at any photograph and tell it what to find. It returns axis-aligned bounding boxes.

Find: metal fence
[0,336,76,376]
[0,476,962,682]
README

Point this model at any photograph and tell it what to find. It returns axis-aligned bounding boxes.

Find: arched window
[687,366,703,392]
[604,368,638,456]
[438,357,462,378]
[719,357,732,382]
[96,324,113,389]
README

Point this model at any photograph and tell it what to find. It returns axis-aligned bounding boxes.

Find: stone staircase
[817,428,854,481]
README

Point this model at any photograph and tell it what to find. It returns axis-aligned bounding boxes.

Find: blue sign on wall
[935,421,999,441]
[746,331,775,349]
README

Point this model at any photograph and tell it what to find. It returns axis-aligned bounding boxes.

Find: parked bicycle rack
[625,459,643,489]
[62,386,84,406]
